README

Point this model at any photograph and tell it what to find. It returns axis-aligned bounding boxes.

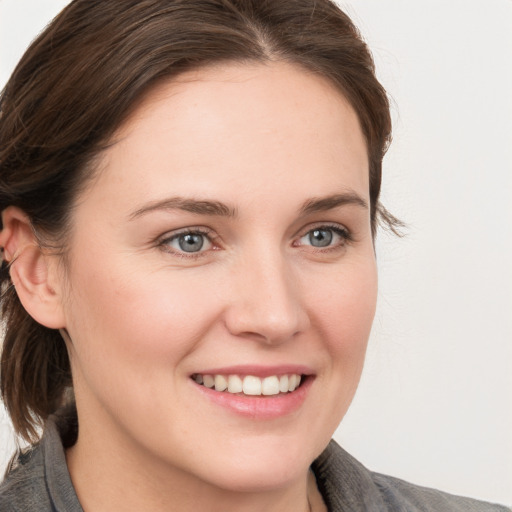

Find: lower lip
[193,376,313,420]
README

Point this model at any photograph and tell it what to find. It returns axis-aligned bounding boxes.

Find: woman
[0,1,509,511]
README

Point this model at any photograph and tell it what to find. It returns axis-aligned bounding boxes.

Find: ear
[0,206,66,329]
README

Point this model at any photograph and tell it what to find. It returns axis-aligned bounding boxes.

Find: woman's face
[59,62,377,491]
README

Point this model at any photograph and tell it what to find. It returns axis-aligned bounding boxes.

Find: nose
[223,249,310,345]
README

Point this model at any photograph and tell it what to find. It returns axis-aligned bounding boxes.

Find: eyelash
[157,224,352,259]
[158,228,217,258]
[294,224,352,252]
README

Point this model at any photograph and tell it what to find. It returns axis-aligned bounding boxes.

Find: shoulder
[313,440,511,512]
[0,409,82,512]
[372,472,510,512]
[0,444,53,512]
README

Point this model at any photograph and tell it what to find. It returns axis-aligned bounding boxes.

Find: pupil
[310,229,332,247]
[179,234,204,252]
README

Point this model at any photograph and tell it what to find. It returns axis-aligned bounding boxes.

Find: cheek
[63,252,223,380]
[309,257,377,354]
[310,257,377,408]
[62,257,226,439]
[293,257,377,448]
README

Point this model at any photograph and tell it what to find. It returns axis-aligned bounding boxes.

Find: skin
[6,62,377,511]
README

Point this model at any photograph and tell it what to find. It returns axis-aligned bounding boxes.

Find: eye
[306,228,333,247]
[297,225,350,249]
[161,230,213,254]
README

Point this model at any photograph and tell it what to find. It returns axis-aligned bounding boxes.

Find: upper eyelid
[291,225,352,252]
[155,222,351,250]
[295,222,350,238]
[157,229,216,259]
[159,226,215,241]
[157,227,217,249]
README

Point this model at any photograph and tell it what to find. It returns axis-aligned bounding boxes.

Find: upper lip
[191,364,314,378]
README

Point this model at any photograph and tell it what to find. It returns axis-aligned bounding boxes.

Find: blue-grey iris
[178,233,204,252]
[309,229,332,247]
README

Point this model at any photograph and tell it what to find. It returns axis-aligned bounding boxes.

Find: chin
[187,432,324,493]
[204,455,307,493]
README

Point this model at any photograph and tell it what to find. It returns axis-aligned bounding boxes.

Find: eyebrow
[299,192,368,215]
[129,197,237,220]
[129,191,367,221]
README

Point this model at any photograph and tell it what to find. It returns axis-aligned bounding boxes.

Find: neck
[66,424,320,512]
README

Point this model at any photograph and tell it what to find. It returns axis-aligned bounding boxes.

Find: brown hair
[0,0,395,442]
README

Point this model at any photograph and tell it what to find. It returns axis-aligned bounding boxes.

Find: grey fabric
[311,440,511,512]
[0,415,510,511]
[0,418,82,512]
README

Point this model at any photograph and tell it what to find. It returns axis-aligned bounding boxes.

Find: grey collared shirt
[1,414,510,511]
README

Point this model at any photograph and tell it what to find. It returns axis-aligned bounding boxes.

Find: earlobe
[0,206,66,329]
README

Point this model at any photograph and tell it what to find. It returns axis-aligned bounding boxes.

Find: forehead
[91,62,369,211]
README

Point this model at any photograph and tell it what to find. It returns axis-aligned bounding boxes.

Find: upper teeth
[193,374,302,395]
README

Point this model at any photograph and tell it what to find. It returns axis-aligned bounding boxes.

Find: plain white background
[0,0,511,506]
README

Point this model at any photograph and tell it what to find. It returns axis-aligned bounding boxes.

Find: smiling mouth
[191,373,304,396]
